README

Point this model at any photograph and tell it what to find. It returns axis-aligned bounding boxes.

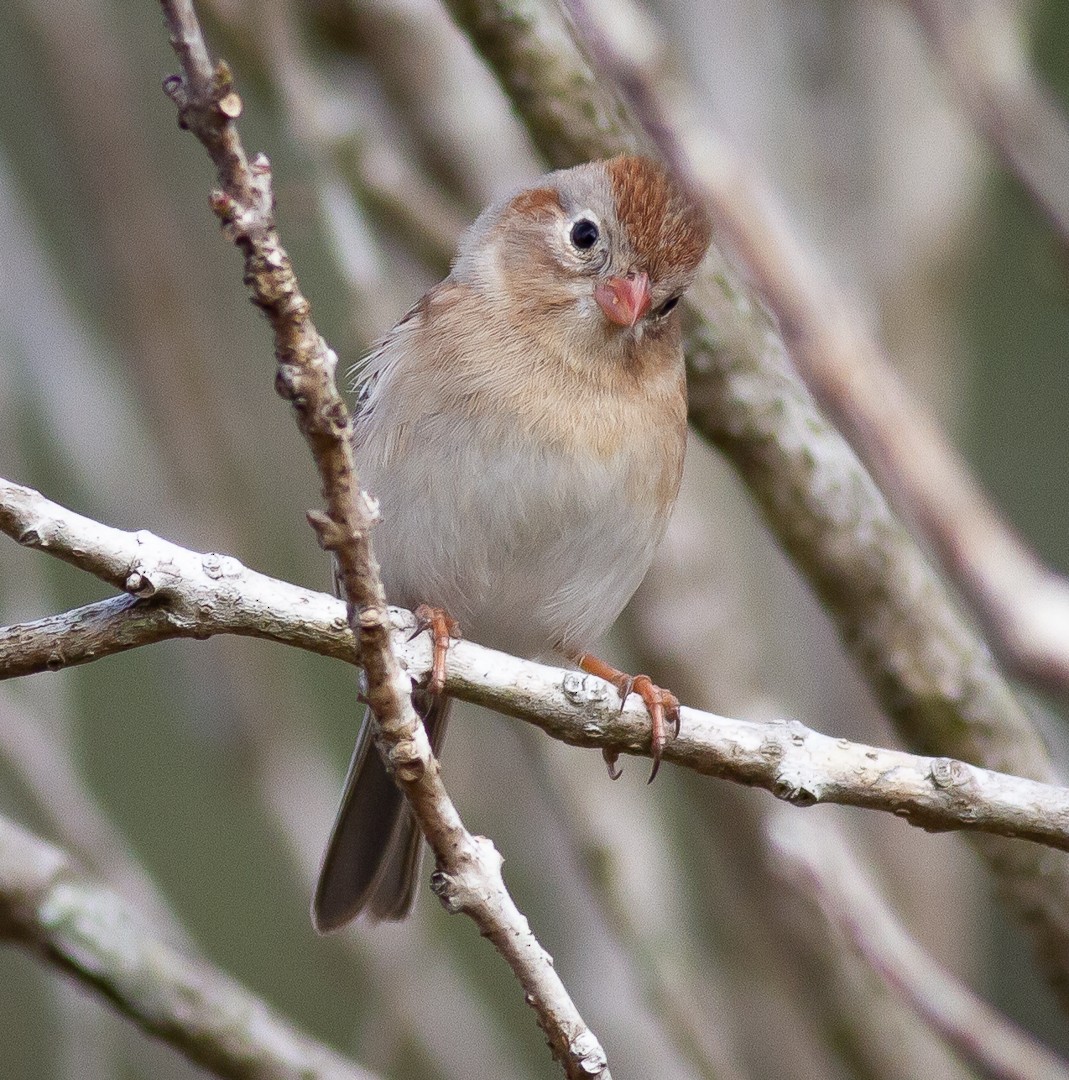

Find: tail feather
[312,691,450,932]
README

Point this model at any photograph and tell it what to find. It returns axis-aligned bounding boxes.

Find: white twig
[3,476,1069,857]
[156,2,612,1073]
[769,810,1069,1080]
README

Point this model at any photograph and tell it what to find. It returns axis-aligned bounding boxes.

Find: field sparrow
[313,155,710,931]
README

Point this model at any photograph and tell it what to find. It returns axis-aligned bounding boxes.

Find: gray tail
[312,690,450,931]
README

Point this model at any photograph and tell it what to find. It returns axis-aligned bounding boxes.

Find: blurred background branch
[0,813,378,1080]
[903,0,1069,249]
[770,809,1069,1080]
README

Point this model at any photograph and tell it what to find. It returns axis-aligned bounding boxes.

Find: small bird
[313,155,711,931]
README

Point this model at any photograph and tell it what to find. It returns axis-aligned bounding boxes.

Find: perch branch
[4,477,1069,857]
[156,3,609,1075]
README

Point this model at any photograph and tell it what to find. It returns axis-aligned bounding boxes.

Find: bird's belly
[363,416,675,658]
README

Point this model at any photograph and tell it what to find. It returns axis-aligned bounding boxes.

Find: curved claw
[628,676,679,783]
[616,675,635,713]
[571,652,680,782]
[603,747,623,780]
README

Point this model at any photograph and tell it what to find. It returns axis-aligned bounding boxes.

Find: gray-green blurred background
[1,1,1067,1078]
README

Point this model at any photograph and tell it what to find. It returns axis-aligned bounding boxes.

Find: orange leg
[572,653,680,782]
[410,605,460,695]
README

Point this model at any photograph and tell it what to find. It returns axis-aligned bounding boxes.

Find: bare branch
[0,813,377,1080]
[156,4,610,1074]
[4,477,1069,859]
[0,474,353,674]
[770,810,1069,1080]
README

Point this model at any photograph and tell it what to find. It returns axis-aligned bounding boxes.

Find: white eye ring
[564,210,602,252]
[569,216,600,250]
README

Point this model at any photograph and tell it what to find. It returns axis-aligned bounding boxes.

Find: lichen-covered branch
[4,477,1069,859]
[0,813,377,1080]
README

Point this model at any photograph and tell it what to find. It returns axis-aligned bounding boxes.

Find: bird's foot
[410,605,460,695]
[571,653,680,782]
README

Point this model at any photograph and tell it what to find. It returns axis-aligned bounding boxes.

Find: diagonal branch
[4,476,1069,858]
[679,94,1069,704]
[156,3,609,1075]
[438,0,1069,1011]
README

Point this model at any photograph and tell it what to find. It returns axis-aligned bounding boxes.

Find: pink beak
[594,272,652,328]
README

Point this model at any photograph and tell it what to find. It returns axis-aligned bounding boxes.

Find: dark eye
[655,294,681,318]
[570,218,600,250]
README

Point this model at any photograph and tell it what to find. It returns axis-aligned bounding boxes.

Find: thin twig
[155,4,610,1075]
[3,476,1069,858]
[254,720,537,1080]
[770,810,1069,1080]
[0,813,377,1080]
[518,732,755,1080]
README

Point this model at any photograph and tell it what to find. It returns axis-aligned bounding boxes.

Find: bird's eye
[570,218,600,250]
[654,294,681,318]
